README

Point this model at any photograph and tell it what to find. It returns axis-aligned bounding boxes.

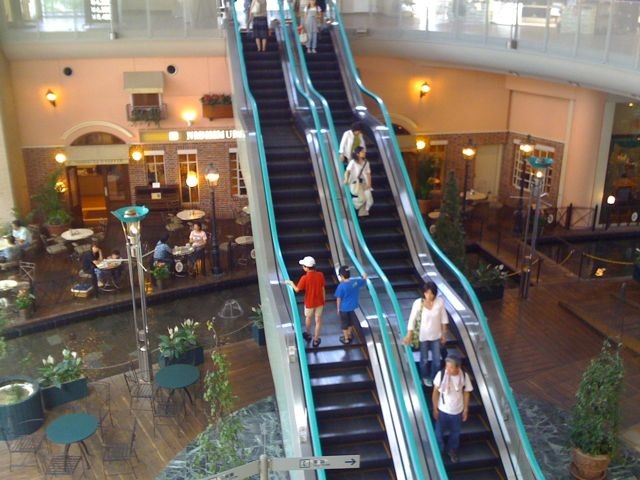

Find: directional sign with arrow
[271,455,360,471]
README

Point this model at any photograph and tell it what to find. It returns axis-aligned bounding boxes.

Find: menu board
[85,0,112,23]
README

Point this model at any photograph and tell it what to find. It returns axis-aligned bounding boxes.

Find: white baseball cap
[298,256,316,268]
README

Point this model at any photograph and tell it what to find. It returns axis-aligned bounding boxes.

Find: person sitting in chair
[188,222,207,275]
[80,243,103,286]
[0,236,21,263]
[153,233,174,271]
[96,250,124,288]
[11,220,32,249]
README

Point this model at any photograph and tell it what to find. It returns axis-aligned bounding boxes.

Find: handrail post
[565,202,573,229]
[579,252,585,278]
[592,203,598,231]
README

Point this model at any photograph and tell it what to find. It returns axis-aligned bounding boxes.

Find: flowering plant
[471,263,507,289]
[150,262,170,280]
[200,93,232,106]
[158,319,201,359]
[248,305,263,328]
[38,348,84,388]
[15,289,35,310]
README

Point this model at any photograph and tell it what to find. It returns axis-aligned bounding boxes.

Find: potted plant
[158,319,204,367]
[200,93,233,120]
[415,154,438,215]
[15,289,35,321]
[31,169,72,236]
[0,375,44,440]
[633,248,640,282]
[151,262,170,290]
[249,305,265,346]
[569,339,624,480]
[129,106,162,127]
[38,348,88,409]
[470,263,506,302]
[434,171,467,272]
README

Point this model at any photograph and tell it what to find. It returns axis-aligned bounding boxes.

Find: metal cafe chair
[151,389,186,438]
[36,451,84,479]
[102,418,139,478]
[123,361,154,413]
[0,418,46,472]
[82,381,114,440]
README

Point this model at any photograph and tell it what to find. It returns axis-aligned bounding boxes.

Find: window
[144,151,165,185]
[178,150,199,204]
[512,144,555,194]
[132,93,160,107]
[229,149,246,196]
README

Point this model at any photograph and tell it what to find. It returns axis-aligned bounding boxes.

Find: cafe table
[172,245,194,276]
[46,412,98,469]
[460,190,488,202]
[155,364,200,404]
[61,228,94,242]
[176,209,206,221]
[0,279,18,292]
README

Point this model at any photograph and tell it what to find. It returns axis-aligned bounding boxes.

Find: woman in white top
[344,146,373,217]
[339,122,365,163]
[188,221,208,275]
[403,281,449,387]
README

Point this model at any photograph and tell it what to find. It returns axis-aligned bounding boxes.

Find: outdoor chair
[91,219,108,243]
[123,362,154,412]
[102,419,139,478]
[83,381,114,439]
[40,233,67,255]
[151,389,186,437]
[233,204,251,236]
[1,418,46,472]
[36,451,84,479]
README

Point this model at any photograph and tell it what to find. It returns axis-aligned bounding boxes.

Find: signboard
[209,460,259,480]
[271,455,360,471]
[139,129,245,144]
[85,0,112,22]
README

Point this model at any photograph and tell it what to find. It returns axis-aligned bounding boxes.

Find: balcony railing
[126,104,168,126]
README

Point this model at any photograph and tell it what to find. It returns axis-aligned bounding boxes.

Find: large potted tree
[38,348,88,409]
[31,169,72,236]
[434,171,467,272]
[569,339,624,480]
[415,154,438,215]
[201,94,233,120]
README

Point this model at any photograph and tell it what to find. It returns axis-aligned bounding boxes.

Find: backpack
[435,368,470,406]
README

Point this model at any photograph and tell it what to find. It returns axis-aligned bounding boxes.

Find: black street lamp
[205,163,223,276]
[461,139,477,217]
[514,135,534,236]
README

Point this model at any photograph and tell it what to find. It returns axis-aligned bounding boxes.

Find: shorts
[304,305,324,318]
[340,311,357,330]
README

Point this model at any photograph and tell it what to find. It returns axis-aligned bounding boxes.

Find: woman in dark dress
[248,0,268,52]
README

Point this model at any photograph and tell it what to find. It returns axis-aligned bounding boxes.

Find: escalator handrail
[227,4,326,474]
[276,3,431,478]
[281,3,447,479]
[328,2,545,477]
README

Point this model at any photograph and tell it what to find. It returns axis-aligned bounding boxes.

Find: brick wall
[23,147,69,218]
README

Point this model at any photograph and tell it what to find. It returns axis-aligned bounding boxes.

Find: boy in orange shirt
[286,256,325,348]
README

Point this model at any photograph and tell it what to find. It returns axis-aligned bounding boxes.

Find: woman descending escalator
[344,146,373,217]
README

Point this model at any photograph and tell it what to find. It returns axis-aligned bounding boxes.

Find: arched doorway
[66,132,130,224]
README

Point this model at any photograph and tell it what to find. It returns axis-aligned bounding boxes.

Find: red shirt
[296,270,325,308]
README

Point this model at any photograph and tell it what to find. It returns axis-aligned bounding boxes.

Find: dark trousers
[419,340,441,381]
[435,411,462,453]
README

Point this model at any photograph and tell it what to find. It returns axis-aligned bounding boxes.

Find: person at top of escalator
[335,265,367,345]
[248,0,268,52]
[302,0,320,54]
[344,146,373,217]
[285,256,325,348]
[402,281,448,387]
[339,122,365,164]
[432,354,473,464]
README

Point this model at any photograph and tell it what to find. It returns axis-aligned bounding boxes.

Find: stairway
[305,29,506,480]
[240,32,395,480]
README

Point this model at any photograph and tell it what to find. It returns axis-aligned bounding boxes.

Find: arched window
[71,132,125,146]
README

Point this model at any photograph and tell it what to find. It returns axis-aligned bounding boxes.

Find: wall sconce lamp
[182,110,197,127]
[129,145,144,162]
[45,89,57,107]
[519,134,534,154]
[54,152,67,164]
[419,82,431,99]
[415,138,427,151]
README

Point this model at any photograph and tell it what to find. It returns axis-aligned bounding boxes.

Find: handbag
[299,31,308,44]
[410,301,423,349]
[349,160,368,197]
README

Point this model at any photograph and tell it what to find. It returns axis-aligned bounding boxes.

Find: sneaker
[312,338,321,348]
[423,378,433,387]
[448,451,459,463]
[302,331,312,343]
[339,335,352,345]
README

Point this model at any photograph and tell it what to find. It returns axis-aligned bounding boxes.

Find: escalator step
[315,390,380,417]
[448,467,505,480]
[323,440,393,470]
[443,440,501,472]
[307,345,368,370]
[310,365,374,392]
[318,414,386,443]
[326,468,395,480]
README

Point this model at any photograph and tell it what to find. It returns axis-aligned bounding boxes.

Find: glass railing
[279,2,449,479]
[276,2,439,477]
[224,3,326,477]
[328,1,545,478]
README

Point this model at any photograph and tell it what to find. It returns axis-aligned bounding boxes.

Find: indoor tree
[434,170,466,272]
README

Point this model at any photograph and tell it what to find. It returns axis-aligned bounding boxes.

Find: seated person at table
[153,233,174,271]
[188,222,207,275]
[0,236,21,263]
[80,243,103,285]
[11,220,32,249]
[96,250,124,287]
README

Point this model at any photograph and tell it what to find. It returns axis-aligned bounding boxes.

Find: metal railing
[126,104,168,124]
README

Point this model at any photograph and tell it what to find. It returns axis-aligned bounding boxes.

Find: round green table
[46,413,98,469]
[155,364,200,403]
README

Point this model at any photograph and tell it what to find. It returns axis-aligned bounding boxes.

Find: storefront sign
[88,0,111,22]
[140,129,244,143]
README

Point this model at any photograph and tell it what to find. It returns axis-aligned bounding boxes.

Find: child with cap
[286,256,325,348]
[432,354,473,464]
[334,266,368,344]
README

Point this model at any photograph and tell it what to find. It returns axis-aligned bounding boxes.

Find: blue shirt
[154,242,173,262]
[335,278,366,312]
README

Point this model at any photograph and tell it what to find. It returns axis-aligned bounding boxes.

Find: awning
[123,71,164,94]
[66,145,130,166]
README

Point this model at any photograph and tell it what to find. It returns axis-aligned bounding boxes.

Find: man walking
[286,256,325,348]
[432,354,473,463]
[334,265,367,344]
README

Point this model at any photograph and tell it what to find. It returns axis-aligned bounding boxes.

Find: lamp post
[520,156,553,299]
[461,139,477,217]
[111,206,153,381]
[514,135,534,236]
[205,163,223,276]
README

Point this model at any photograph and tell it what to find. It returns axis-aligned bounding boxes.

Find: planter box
[202,104,233,120]
[633,264,640,282]
[0,376,43,440]
[41,377,89,410]
[252,325,266,346]
[473,284,505,302]
[159,345,205,367]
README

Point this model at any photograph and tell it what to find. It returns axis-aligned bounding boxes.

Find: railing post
[536,257,542,284]
[578,252,585,278]
[592,203,598,231]
[565,202,573,229]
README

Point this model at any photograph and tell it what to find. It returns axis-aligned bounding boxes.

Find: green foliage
[158,319,200,360]
[248,305,264,329]
[434,171,467,271]
[15,289,35,310]
[569,339,624,457]
[200,93,232,105]
[11,207,34,226]
[150,262,170,280]
[31,169,71,226]
[38,348,84,389]
[203,349,236,422]
[129,106,162,127]
[415,154,438,200]
[470,263,506,289]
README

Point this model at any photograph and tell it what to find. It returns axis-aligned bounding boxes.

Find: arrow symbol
[345,458,356,466]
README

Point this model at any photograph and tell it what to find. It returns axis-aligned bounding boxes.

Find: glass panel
[575,0,607,63]
[459,0,489,40]
[144,153,166,185]
[606,0,640,67]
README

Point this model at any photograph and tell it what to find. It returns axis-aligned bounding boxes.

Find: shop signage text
[89,0,111,22]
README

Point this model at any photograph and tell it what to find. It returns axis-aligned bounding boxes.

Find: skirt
[252,16,268,39]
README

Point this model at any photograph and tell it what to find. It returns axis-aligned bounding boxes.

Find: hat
[445,354,462,367]
[338,265,351,278]
[298,256,316,268]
